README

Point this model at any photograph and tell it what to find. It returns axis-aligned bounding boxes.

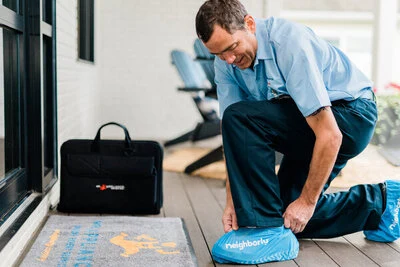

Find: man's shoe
[212,226,299,264]
[364,180,400,242]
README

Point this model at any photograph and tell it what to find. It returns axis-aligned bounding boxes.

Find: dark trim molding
[78,0,94,62]
[0,169,28,224]
[25,0,43,192]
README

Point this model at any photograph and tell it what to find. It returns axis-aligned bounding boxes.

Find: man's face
[204,16,257,69]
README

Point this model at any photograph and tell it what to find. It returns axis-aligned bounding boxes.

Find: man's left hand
[283,197,316,234]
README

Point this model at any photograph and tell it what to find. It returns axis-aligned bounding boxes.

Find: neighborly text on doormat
[21,215,197,267]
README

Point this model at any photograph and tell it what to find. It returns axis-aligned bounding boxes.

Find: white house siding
[47,0,104,221]
[54,0,103,208]
[57,0,103,145]
[97,0,400,140]
[97,0,264,140]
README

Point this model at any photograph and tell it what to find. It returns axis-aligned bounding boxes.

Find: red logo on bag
[99,184,107,191]
[96,184,125,191]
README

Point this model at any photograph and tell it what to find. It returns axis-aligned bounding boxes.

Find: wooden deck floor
[162,171,400,267]
[17,170,400,267]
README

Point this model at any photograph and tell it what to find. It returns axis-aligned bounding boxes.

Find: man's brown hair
[196,0,248,43]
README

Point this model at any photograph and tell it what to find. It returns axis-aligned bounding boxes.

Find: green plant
[371,93,400,145]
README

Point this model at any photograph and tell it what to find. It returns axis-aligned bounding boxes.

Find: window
[0,0,28,222]
[78,0,94,62]
[42,33,57,188]
[2,0,19,12]
[0,0,57,225]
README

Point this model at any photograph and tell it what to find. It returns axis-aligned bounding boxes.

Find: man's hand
[222,204,239,233]
[283,197,316,234]
[223,176,239,232]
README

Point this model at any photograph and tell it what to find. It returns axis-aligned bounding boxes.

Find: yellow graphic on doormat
[37,229,61,262]
[110,233,180,257]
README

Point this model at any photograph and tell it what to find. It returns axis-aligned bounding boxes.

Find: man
[195,0,400,264]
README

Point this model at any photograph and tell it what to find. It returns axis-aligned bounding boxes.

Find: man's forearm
[226,176,234,206]
[300,134,342,204]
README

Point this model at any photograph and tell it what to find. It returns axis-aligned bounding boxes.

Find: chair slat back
[193,39,216,89]
[171,49,209,89]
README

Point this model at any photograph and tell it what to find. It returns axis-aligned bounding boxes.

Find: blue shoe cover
[212,226,299,264]
[364,180,400,242]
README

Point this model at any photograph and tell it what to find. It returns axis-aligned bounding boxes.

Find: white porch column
[262,0,282,18]
[372,0,398,91]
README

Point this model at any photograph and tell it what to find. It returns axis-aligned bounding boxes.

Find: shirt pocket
[264,59,285,92]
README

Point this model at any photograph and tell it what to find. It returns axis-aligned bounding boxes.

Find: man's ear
[244,15,256,34]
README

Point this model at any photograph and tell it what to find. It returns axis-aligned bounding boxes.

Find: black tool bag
[58,122,163,214]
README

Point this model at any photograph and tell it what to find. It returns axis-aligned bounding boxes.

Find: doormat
[163,147,227,180]
[20,215,197,267]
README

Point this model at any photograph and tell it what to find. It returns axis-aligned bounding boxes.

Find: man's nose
[223,53,236,64]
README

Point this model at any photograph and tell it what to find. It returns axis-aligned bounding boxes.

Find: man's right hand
[222,204,239,233]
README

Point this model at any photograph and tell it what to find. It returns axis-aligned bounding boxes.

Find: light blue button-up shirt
[215,17,373,118]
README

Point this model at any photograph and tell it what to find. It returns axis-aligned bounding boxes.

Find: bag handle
[91,122,133,152]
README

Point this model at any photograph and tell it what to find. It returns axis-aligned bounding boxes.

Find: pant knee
[222,102,247,131]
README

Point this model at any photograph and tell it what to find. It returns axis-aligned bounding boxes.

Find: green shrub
[371,93,400,145]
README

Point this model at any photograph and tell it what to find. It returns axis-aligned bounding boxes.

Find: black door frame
[0,0,57,230]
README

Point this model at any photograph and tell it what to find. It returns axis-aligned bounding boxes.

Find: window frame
[0,2,28,224]
[78,0,94,62]
[0,0,58,231]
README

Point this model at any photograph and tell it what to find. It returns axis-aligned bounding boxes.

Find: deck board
[258,261,299,267]
[313,237,379,266]
[181,174,298,266]
[293,239,338,266]
[169,172,400,266]
[17,170,400,266]
[343,232,400,266]
[388,239,400,253]
[204,178,227,209]
[180,174,252,267]
[163,172,214,267]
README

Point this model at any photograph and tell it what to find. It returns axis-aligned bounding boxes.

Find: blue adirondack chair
[166,49,223,173]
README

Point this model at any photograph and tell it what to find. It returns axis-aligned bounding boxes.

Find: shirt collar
[254,18,273,63]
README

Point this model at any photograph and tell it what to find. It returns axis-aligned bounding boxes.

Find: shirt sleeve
[214,58,246,119]
[274,23,331,117]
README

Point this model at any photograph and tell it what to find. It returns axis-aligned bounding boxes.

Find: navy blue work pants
[222,97,383,238]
